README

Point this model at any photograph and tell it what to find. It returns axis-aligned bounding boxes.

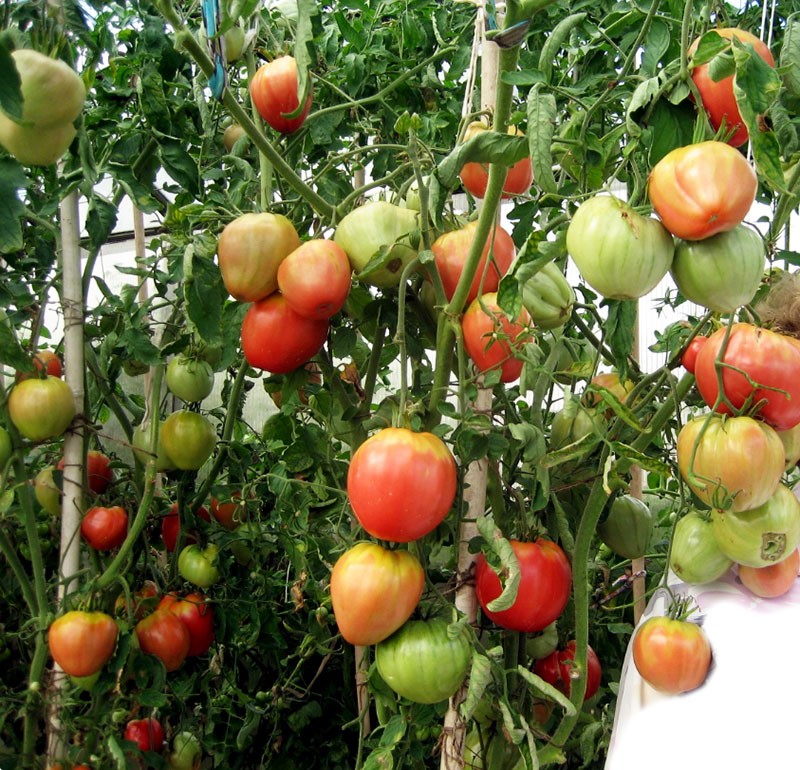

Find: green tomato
[223,26,246,62]
[178,544,220,588]
[597,495,654,560]
[671,225,764,312]
[166,355,215,403]
[711,483,800,568]
[670,510,732,584]
[160,411,217,471]
[34,466,62,516]
[8,376,76,442]
[549,397,600,451]
[133,420,177,472]
[525,621,559,660]
[520,262,575,330]
[168,731,202,770]
[375,618,471,704]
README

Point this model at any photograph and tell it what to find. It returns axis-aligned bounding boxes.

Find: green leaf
[609,441,670,476]
[0,316,29,370]
[516,666,577,716]
[362,747,394,770]
[527,84,557,194]
[603,299,637,376]
[184,252,226,344]
[107,734,128,770]
[538,13,586,84]
[435,131,528,190]
[378,713,407,747]
[641,19,670,77]
[689,30,731,67]
[780,15,800,98]
[460,650,495,721]
[85,194,119,253]
[0,40,22,121]
[476,514,521,613]
[159,139,199,195]
[291,0,317,120]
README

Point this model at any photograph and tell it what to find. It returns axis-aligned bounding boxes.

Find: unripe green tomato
[224,26,246,62]
[160,411,217,471]
[597,495,654,560]
[132,420,177,472]
[550,397,599,451]
[178,543,221,588]
[166,355,215,403]
[670,510,732,584]
[521,262,576,330]
[168,730,202,770]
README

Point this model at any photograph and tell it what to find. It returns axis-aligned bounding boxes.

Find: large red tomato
[459,121,533,199]
[330,542,425,645]
[48,611,119,677]
[689,28,775,148]
[462,292,533,383]
[277,239,352,320]
[475,539,572,633]
[217,212,301,303]
[694,323,800,431]
[157,592,214,656]
[249,55,313,134]
[7,376,76,442]
[648,141,757,240]
[58,450,115,495]
[430,221,515,304]
[347,428,457,542]
[81,506,128,550]
[135,609,191,672]
[533,640,601,701]
[676,414,784,512]
[241,293,329,374]
[632,616,711,694]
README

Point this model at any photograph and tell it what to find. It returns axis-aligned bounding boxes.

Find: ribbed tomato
[157,592,214,656]
[135,609,191,672]
[48,611,119,677]
[738,548,799,598]
[669,510,732,584]
[249,55,312,134]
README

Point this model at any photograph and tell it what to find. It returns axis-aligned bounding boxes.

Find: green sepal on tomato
[48,610,119,677]
[330,542,424,646]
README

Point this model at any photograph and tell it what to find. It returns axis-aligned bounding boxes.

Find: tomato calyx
[664,592,702,624]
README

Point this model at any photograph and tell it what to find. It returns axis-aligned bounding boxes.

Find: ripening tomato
[648,141,757,240]
[81,506,128,550]
[210,494,243,530]
[135,609,191,672]
[475,539,572,633]
[124,717,165,752]
[330,542,425,645]
[430,221,516,304]
[632,616,711,694]
[157,592,214,656]
[677,414,784,512]
[249,55,313,134]
[58,450,115,495]
[160,411,217,471]
[681,335,707,374]
[738,548,799,598]
[8,376,76,442]
[48,610,119,677]
[114,580,159,621]
[16,349,63,380]
[347,428,457,542]
[533,640,601,701]
[241,293,329,374]
[34,466,61,516]
[694,323,800,431]
[462,293,533,384]
[689,28,775,148]
[277,239,352,320]
[161,503,211,552]
[217,212,301,303]
[459,121,533,199]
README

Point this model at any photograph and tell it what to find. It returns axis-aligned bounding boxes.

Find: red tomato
[157,592,214,656]
[632,616,711,694]
[533,640,601,701]
[48,610,119,677]
[689,28,775,148]
[249,55,313,134]
[134,609,191,672]
[738,548,800,598]
[277,239,352,320]
[58,450,115,495]
[210,494,242,530]
[161,503,210,553]
[16,349,63,380]
[347,428,457,542]
[680,335,707,373]
[459,121,533,199]
[330,542,425,645]
[124,717,165,752]
[115,581,159,620]
[80,506,128,550]
[475,539,572,633]
[694,323,800,431]
[431,221,516,304]
[461,292,533,383]
[7,375,76,442]
[241,293,329,374]
[648,141,757,240]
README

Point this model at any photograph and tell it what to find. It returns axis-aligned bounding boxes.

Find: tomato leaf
[476,513,521,613]
[688,30,731,67]
[516,666,577,716]
[780,14,800,98]
[107,734,128,770]
[609,441,670,476]
[641,19,670,78]
[0,40,22,121]
[459,649,495,721]
[291,0,317,119]
[527,83,557,195]
[159,139,199,195]
[602,299,637,378]
[539,431,602,469]
[0,314,30,371]
[0,157,27,254]
[378,713,407,747]
[362,747,394,770]
[85,193,119,254]
[538,13,586,84]
[184,251,226,344]
[435,130,528,191]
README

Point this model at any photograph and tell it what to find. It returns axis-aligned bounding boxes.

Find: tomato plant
[58,450,114,496]
[160,411,217,471]
[462,292,533,383]
[677,414,784,512]
[711,483,800,567]
[330,542,425,645]
[689,28,775,147]
[7,376,76,442]
[738,548,799,598]
[694,323,800,431]
[241,293,329,374]
[48,611,118,677]
[648,141,757,240]
[216,212,301,302]
[166,354,215,403]
[80,506,128,550]
[375,618,471,704]
[597,495,654,560]
[178,543,221,589]
[533,640,601,700]
[249,55,313,134]
[347,428,457,542]
[124,717,165,752]
[475,539,572,633]
[681,335,707,374]
[135,609,191,672]
[632,614,711,694]
[566,194,674,300]
[430,220,515,304]
[670,510,732,584]
[459,121,533,199]
[157,592,214,656]
[276,239,352,320]
[161,503,210,552]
